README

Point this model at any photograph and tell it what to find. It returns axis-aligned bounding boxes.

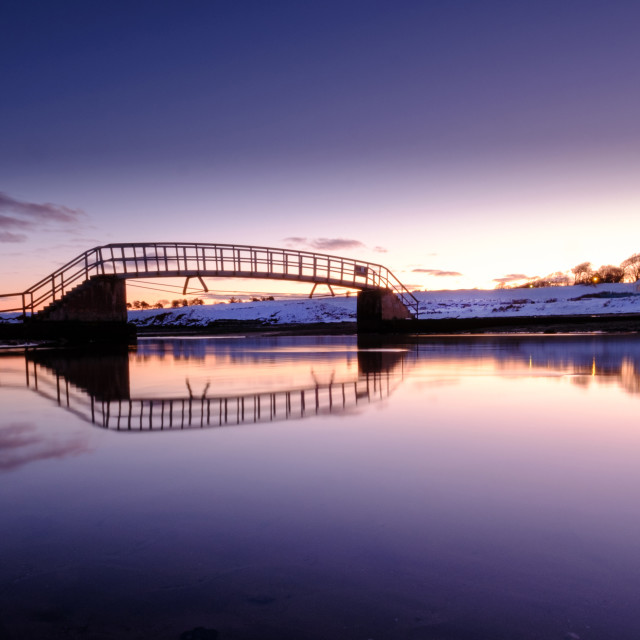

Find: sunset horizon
[2,1,639,296]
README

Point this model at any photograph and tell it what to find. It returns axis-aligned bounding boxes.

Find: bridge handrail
[1,242,419,317]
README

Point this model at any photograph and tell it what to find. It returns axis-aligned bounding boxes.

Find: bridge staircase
[34,275,127,323]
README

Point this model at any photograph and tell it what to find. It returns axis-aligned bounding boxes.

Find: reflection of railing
[0,242,419,317]
[23,358,398,431]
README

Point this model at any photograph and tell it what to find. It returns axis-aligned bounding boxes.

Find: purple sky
[2,0,639,295]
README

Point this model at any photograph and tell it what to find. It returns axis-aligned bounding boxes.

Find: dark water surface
[2,334,640,640]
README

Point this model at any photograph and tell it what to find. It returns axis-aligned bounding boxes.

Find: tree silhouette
[571,262,592,285]
[621,253,640,282]
[594,265,624,284]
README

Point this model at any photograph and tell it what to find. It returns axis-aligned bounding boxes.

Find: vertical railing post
[119,246,126,274]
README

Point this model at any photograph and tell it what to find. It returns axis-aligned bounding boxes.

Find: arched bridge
[0,242,418,326]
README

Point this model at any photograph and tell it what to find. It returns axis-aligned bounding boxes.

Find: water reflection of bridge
[20,334,640,433]
[24,346,407,431]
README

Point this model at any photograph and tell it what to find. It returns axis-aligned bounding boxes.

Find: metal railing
[0,242,419,317]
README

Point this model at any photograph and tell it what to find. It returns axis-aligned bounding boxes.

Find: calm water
[2,334,640,640]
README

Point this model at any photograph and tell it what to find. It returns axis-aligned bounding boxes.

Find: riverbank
[133,313,640,335]
[127,282,640,334]
[124,282,640,328]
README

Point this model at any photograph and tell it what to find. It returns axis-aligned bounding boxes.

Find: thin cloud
[0,191,86,242]
[283,237,365,251]
[412,269,463,277]
[0,231,27,243]
[493,273,534,283]
[311,238,365,251]
[283,236,308,246]
[0,191,84,223]
[373,246,387,253]
[0,214,31,229]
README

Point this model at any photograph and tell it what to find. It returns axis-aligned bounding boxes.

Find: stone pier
[357,289,413,332]
[37,275,127,322]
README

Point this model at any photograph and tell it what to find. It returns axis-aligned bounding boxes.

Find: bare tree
[621,253,640,282]
[595,265,624,284]
[571,262,592,285]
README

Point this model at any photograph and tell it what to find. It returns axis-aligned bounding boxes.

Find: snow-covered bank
[128,296,358,327]
[127,283,640,327]
[413,282,640,319]
[2,283,640,327]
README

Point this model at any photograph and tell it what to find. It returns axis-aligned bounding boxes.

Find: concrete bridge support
[19,275,133,342]
[37,275,127,323]
[357,289,413,332]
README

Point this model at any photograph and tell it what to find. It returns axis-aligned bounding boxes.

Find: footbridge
[0,242,418,330]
